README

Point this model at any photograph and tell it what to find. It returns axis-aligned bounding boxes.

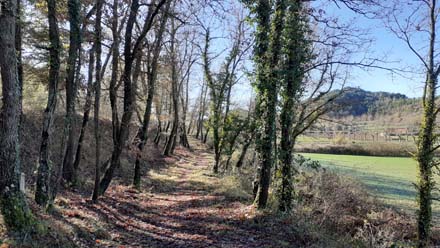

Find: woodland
[0,0,439,247]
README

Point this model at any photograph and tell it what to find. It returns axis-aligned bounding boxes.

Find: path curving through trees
[56,140,300,248]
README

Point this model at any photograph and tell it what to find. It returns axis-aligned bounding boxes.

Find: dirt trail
[55,141,299,248]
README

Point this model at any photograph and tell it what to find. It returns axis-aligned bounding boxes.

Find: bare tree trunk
[154,97,163,145]
[92,0,103,202]
[179,71,191,149]
[35,0,62,207]
[187,101,198,135]
[73,6,109,172]
[203,127,209,144]
[72,47,95,174]
[99,0,168,195]
[99,0,141,195]
[154,120,162,145]
[0,0,34,230]
[133,4,170,189]
[16,0,23,116]
[61,0,81,185]
[236,138,252,168]
[109,0,120,160]
[163,18,179,156]
[195,84,204,139]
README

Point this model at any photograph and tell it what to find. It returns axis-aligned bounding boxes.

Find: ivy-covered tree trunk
[414,2,438,247]
[35,0,62,207]
[416,74,436,248]
[278,1,309,212]
[61,0,81,185]
[202,22,244,173]
[0,0,34,230]
[253,0,286,209]
[202,29,222,173]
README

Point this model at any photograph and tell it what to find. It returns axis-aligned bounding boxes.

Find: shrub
[296,170,416,247]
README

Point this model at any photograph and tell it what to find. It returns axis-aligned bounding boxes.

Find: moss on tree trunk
[0,0,35,231]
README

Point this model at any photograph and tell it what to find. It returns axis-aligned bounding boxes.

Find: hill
[328,87,419,118]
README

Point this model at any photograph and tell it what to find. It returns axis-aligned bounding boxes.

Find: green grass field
[301,153,440,222]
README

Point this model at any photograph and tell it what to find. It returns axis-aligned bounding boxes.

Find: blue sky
[325,2,427,98]
[194,0,431,107]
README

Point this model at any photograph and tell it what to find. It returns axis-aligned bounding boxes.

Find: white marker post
[20,173,25,193]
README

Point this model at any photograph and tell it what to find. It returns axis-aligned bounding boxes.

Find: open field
[301,153,440,223]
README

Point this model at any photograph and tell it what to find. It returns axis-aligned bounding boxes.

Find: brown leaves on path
[55,141,300,248]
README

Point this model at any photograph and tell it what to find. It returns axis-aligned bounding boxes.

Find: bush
[296,170,416,247]
[296,142,417,157]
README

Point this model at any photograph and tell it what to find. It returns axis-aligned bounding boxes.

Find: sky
[191,0,432,108]
[324,2,428,98]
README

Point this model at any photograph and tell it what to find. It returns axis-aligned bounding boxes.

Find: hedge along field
[301,153,440,223]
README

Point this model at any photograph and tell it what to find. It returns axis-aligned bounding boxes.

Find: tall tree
[412,2,439,245]
[371,1,440,245]
[277,0,310,212]
[0,0,34,230]
[250,0,286,208]
[201,13,248,173]
[163,17,180,156]
[92,0,104,202]
[16,0,23,115]
[108,0,121,172]
[61,0,82,185]
[99,0,168,195]
[35,0,62,207]
[133,1,171,189]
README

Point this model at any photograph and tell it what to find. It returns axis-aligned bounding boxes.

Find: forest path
[57,139,299,248]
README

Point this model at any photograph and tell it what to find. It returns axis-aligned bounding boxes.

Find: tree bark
[253,0,285,209]
[236,138,253,168]
[61,0,81,185]
[415,2,438,247]
[72,6,101,172]
[133,3,170,189]
[179,75,191,149]
[16,0,23,116]
[72,46,95,175]
[35,0,62,207]
[109,0,120,156]
[92,0,103,202]
[0,0,34,230]
[163,18,179,156]
[278,0,308,212]
[415,75,435,247]
[99,0,168,195]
